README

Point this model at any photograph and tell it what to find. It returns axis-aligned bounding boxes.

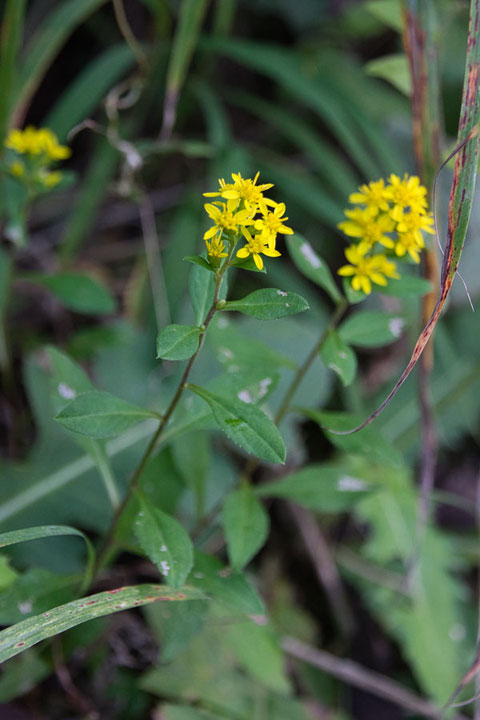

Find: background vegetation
[0,0,479,718]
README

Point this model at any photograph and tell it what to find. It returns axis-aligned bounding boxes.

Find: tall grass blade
[0,0,26,143]
[160,0,210,139]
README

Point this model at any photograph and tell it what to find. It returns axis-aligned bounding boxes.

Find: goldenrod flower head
[5,126,71,160]
[204,202,253,242]
[338,245,399,295]
[338,207,394,250]
[206,237,228,259]
[338,173,431,292]
[348,179,390,214]
[236,227,281,270]
[203,172,291,270]
[4,126,70,193]
[204,171,275,213]
[254,202,293,245]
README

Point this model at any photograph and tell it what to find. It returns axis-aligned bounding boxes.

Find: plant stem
[112,0,149,76]
[91,443,121,511]
[93,267,226,578]
[274,298,348,424]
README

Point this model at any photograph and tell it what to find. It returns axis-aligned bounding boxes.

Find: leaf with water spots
[187,384,286,464]
[221,288,309,320]
[135,498,194,589]
[339,311,405,348]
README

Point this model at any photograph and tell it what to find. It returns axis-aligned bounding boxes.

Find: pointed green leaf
[183,255,214,271]
[135,500,194,589]
[0,584,203,663]
[365,54,411,96]
[286,234,342,302]
[339,311,405,348]
[187,384,286,464]
[379,274,432,298]
[222,288,309,320]
[156,324,201,361]
[320,330,357,386]
[55,390,158,438]
[188,552,265,615]
[222,484,269,570]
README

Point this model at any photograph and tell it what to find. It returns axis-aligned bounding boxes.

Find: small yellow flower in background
[4,126,70,192]
[338,245,399,295]
[337,173,432,294]
[203,172,290,271]
[5,126,71,160]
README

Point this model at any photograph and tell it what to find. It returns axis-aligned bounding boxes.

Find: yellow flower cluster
[203,172,293,270]
[4,126,71,190]
[337,174,434,295]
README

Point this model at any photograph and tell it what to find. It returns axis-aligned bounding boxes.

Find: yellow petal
[236,247,250,259]
[253,254,264,270]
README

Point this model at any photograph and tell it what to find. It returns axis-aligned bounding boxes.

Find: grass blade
[0,0,26,143]
[0,585,204,663]
[160,0,210,139]
[13,0,109,120]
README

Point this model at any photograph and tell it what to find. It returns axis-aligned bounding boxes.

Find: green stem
[274,298,348,424]
[92,264,227,579]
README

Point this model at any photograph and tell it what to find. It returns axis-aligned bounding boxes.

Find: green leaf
[379,274,433,298]
[257,463,371,512]
[0,525,94,593]
[286,234,342,302]
[342,278,366,304]
[55,390,158,439]
[189,263,215,325]
[226,620,290,693]
[0,584,203,663]
[156,324,201,361]
[188,553,265,615]
[302,410,403,467]
[222,484,269,570]
[338,311,405,347]
[222,288,309,320]
[23,272,116,315]
[365,54,411,96]
[135,500,194,589]
[183,255,214,272]
[320,330,357,386]
[364,0,403,32]
[187,384,286,464]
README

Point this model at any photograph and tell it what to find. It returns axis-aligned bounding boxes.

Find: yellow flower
[338,207,395,250]
[338,245,399,295]
[236,227,281,270]
[254,203,293,245]
[204,202,254,242]
[5,126,71,160]
[9,161,25,178]
[395,210,434,242]
[384,173,427,216]
[348,179,390,214]
[40,170,62,188]
[205,237,228,259]
[204,171,275,213]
